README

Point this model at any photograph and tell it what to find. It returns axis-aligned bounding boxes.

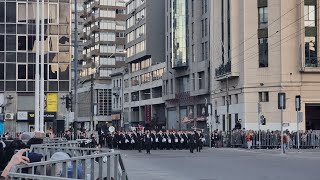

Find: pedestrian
[246,130,253,149]
[145,131,152,154]
[188,131,195,153]
[137,131,144,153]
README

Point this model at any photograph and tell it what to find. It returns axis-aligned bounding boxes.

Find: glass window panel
[49,53,58,63]
[6,2,16,23]
[28,81,35,91]
[0,81,3,91]
[6,81,16,91]
[28,35,36,51]
[49,25,59,35]
[17,81,27,91]
[18,36,27,51]
[28,64,35,79]
[0,53,3,62]
[59,64,69,80]
[28,24,36,34]
[0,24,4,33]
[59,81,69,91]
[49,3,58,24]
[48,36,59,52]
[28,53,36,63]
[49,81,58,91]
[18,64,27,79]
[59,25,69,35]
[0,2,4,22]
[17,53,27,62]
[59,3,69,24]
[0,35,4,51]
[0,64,3,79]
[6,52,16,62]
[49,64,58,79]
[6,63,16,80]
[6,24,16,34]
[28,3,36,23]
[18,3,27,23]
[17,24,27,34]
[58,53,70,63]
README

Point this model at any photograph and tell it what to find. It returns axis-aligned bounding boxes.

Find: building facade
[0,0,72,134]
[163,0,211,130]
[78,0,127,130]
[123,0,166,130]
[210,0,320,131]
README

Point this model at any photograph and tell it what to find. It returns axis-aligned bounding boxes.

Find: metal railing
[9,152,128,180]
[223,131,320,149]
[9,141,128,180]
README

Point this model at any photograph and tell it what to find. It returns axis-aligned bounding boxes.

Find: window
[192,74,195,91]
[6,2,16,23]
[192,23,194,40]
[304,5,316,27]
[17,64,27,79]
[258,38,268,67]
[49,3,58,24]
[17,3,27,23]
[0,2,4,22]
[202,0,205,14]
[98,89,112,116]
[49,64,58,79]
[178,76,190,93]
[124,93,129,102]
[17,36,27,51]
[192,0,194,17]
[28,64,35,79]
[205,18,208,36]
[205,0,208,13]
[48,36,59,52]
[259,92,269,102]
[305,36,318,67]
[131,91,139,101]
[235,113,239,124]
[0,64,4,79]
[198,71,205,89]
[235,94,239,104]
[222,96,225,106]
[228,95,231,105]
[192,45,195,62]
[258,7,268,29]
[201,20,204,37]
[205,41,209,59]
[201,43,205,61]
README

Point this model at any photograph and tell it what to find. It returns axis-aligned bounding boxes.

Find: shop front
[16,111,57,133]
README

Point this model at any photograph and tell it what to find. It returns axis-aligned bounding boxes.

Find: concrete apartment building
[78,0,127,130]
[0,0,72,134]
[122,0,166,130]
[163,0,210,130]
[210,0,320,131]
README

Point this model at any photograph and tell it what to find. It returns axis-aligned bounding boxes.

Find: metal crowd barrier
[228,131,320,149]
[9,152,128,180]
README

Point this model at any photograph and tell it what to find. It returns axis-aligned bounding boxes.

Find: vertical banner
[145,105,151,124]
[46,93,58,112]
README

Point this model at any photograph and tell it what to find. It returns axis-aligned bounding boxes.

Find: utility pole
[90,73,94,131]
[35,0,40,132]
[226,75,229,131]
[73,0,79,140]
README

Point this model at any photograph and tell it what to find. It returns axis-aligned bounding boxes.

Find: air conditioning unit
[139,33,144,37]
[5,113,14,120]
[141,15,144,19]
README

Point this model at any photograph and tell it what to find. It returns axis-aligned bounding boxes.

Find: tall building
[123,0,166,129]
[210,0,320,131]
[78,0,127,130]
[163,0,211,130]
[0,0,72,133]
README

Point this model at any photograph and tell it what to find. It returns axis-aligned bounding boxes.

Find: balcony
[79,10,88,18]
[79,32,88,40]
[172,60,188,69]
[215,61,231,78]
[83,14,96,26]
[113,87,121,96]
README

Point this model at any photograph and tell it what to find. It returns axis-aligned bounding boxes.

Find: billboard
[46,93,58,112]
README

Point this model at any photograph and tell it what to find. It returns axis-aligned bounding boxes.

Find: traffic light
[65,95,72,111]
[261,117,266,125]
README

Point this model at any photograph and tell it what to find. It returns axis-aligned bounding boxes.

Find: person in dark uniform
[137,131,144,153]
[188,131,195,153]
[157,131,163,150]
[144,131,152,154]
[150,130,157,150]
[195,131,201,152]
[164,131,170,150]
[182,131,188,149]
[112,132,118,149]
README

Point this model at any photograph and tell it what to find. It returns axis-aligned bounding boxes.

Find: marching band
[102,130,205,153]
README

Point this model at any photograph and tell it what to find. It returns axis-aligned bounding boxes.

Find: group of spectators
[209,129,320,150]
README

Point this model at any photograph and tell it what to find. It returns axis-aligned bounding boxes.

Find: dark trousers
[189,143,194,153]
[146,144,151,154]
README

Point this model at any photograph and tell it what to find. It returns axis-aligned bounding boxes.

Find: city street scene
[1,0,320,179]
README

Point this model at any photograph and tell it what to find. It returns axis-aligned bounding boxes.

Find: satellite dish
[108,126,115,133]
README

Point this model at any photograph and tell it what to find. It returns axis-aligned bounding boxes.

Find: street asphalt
[121,148,320,180]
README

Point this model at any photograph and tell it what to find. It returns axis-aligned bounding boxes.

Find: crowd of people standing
[100,130,206,153]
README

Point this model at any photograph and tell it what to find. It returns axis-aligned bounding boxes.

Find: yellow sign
[46,93,58,112]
